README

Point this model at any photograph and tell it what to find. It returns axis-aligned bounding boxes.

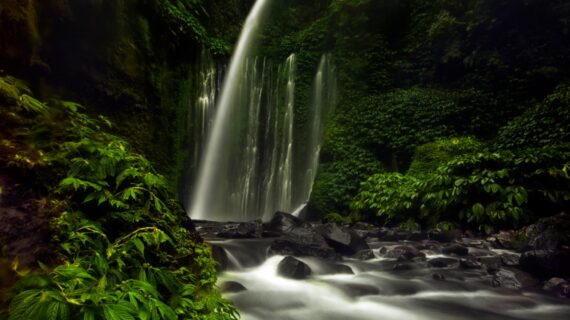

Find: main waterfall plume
[188,0,336,222]
[188,0,271,221]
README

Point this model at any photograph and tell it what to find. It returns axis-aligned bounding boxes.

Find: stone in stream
[478,256,502,274]
[383,245,426,261]
[442,244,469,256]
[352,249,375,260]
[277,256,312,279]
[210,245,231,272]
[460,258,483,269]
[492,269,522,289]
[333,264,354,274]
[219,281,247,293]
[428,258,460,269]
[264,211,303,233]
[315,223,370,255]
[543,278,570,298]
[500,254,520,266]
[519,249,570,279]
[268,227,339,260]
[217,221,262,238]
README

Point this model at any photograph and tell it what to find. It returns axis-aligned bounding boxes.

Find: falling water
[189,0,271,221]
[191,49,218,167]
[188,1,336,222]
[298,54,337,206]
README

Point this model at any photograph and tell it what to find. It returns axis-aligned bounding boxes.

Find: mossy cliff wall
[0,0,248,192]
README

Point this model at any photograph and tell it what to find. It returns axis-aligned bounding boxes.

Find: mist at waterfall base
[213,238,570,320]
[187,0,336,222]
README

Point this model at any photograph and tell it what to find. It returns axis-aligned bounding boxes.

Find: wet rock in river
[277,256,312,279]
[492,269,522,289]
[429,258,460,269]
[220,281,247,293]
[352,249,375,260]
[384,245,426,261]
[316,223,370,255]
[442,243,469,256]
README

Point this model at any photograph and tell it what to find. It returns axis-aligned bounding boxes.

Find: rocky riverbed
[195,212,570,320]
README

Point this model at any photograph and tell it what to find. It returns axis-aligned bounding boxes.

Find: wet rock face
[543,278,570,298]
[429,258,460,269]
[264,211,303,233]
[316,223,370,255]
[277,256,311,279]
[442,244,469,256]
[352,249,375,260]
[217,221,263,238]
[383,245,426,261]
[520,249,570,279]
[220,281,247,293]
[492,269,522,289]
[268,227,339,260]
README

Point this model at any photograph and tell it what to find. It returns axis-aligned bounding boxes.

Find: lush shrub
[0,77,238,320]
[496,83,570,149]
[408,136,485,175]
[352,146,570,232]
[351,173,420,224]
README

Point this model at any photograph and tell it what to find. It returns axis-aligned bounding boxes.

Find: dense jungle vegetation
[1,0,570,319]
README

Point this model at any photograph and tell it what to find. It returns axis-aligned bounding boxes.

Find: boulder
[523,213,570,250]
[442,244,469,256]
[332,264,354,274]
[428,258,460,269]
[217,221,262,238]
[460,258,483,269]
[492,269,522,289]
[543,278,570,298]
[316,223,369,255]
[493,231,522,250]
[500,254,520,266]
[519,249,570,279]
[277,256,312,279]
[352,249,375,260]
[219,281,247,293]
[210,245,231,272]
[267,227,339,259]
[383,245,426,261]
[478,256,502,274]
[264,211,303,233]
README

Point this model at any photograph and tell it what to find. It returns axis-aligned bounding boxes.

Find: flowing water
[188,0,336,222]
[214,238,570,320]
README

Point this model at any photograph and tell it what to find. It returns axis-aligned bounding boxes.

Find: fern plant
[1,77,238,320]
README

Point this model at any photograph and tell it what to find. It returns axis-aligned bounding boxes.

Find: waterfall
[189,0,271,221]
[188,0,336,222]
[192,49,218,168]
[298,54,337,205]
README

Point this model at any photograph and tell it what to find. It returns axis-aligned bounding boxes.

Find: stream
[206,232,570,320]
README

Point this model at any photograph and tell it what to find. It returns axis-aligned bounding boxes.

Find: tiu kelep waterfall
[188,0,336,221]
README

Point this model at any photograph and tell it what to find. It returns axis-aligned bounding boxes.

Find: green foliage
[152,0,231,54]
[496,83,570,149]
[419,146,570,231]
[351,173,420,224]
[311,120,382,215]
[339,88,499,169]
[0,77,238,319]
[408,136,484,175]
[353,146,570,232]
